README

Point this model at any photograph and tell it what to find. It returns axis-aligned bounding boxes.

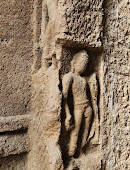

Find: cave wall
[0,0,129,170]
[102,0,129,169]
[0,0,34,169]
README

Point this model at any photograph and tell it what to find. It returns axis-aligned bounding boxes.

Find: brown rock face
[0,0,33,117]
[0,0,33,169]
[0,0,129,170]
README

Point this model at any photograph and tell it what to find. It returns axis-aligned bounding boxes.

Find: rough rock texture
[27,67,63,170]
[0,154,27,170]
[101,0,130,169]
[0,0,129,170]
[58,0,103,47]
[0,115,31,132]
[27,0,104,169]
[0,133,30,158]
[0,0,33,116]
[0,0,33,169]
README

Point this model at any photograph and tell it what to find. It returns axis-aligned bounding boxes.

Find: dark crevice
[0,128,28,136]
[96,75,101,122]
[0,132,7,136]
[101,160,106,170]
[58,80,74,168]
[0,152,28,160]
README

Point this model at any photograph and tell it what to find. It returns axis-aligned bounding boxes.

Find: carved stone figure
[41,0,59,69]
[62,50,93,156]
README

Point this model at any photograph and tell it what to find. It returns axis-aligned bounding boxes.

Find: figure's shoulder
[62,72,73,83]
[81,76,87,83]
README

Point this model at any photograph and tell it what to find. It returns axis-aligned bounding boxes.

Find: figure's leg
[82,107,92,147]
[68,110,83,156]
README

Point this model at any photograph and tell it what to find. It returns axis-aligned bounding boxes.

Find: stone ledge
[0,115,31,133]
[0,133,30,158]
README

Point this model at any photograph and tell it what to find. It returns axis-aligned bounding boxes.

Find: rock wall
[0,0,129,170]
[0,0,33,116]
[0,0,33,169]
[102,0,130,169]
[28,0,104,169]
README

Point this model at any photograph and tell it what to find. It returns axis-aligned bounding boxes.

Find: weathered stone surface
[0,154,27,170]
[58,0,103,47]
[101,0,130,169]
[27,66,63,170]
[0,0,129,170]
[0,0,33,116]
[0,0,33,169]
[0,115,31,133]
[0,134,29,158]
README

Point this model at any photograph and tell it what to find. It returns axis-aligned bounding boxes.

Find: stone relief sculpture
[29,1,102,169]
[41,0,59,69]
[62,50,93,156]
[3,0,130,170]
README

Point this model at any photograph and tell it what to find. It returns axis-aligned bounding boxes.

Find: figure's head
[71,50,89,75]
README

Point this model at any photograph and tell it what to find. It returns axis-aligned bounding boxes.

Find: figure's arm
[87,73,100,141]
[62,73,73,131]
[88,73,98,112]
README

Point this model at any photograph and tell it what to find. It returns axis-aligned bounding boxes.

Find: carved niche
[59,48,101,161]
[62,51,93,157]
[31,0,104,169]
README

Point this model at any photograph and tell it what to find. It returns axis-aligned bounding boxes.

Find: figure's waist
[74,101,92,115]
[74,100,90,107]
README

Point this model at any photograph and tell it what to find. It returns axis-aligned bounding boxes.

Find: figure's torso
[72,73,90,107]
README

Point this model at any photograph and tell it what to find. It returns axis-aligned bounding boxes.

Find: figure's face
[75,54,88,75]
